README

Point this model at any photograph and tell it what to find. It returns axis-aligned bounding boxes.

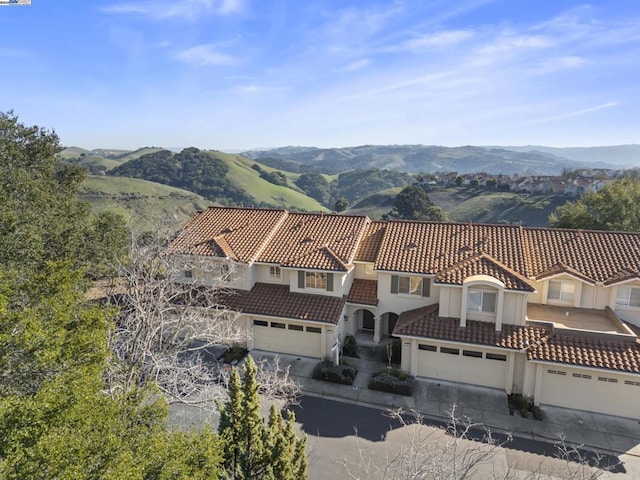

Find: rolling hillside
[79,175,211,228]
[347,185,569,226]
[241,145,586,176]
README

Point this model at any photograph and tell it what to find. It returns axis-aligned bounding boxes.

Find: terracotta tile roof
[394,304,548,350]
[534,262,594,284]
[435,253,535,292]
[394,304,640,375]
[524,228,640,284]
[527,334,640,374]
[376,221,529,277]
[604,267,640,286]
[354,221,386,262]
[218,283,346,324]
[347,279,378,306]
[258,213,369,271]
[166,207,287,262]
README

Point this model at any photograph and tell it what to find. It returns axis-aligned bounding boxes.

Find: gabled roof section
[258,212,369,271]
[354,221,386,262]
[435,253,536,292]
[533,262,595,285]
[375,221,529,276]
[166,207,288,263]
[394,304,548,350]
[524,228,640,284]
[218,283,346,325]
[604,266,640,286]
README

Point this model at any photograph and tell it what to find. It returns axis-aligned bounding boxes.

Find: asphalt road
[292,395,626,479]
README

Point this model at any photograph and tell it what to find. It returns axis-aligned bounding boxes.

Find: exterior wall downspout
[533,363,544,406]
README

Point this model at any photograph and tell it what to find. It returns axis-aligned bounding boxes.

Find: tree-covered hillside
[109,147,254,206]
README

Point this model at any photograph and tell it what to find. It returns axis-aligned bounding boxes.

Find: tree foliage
[549,179,640,231]
[110,147,254,205]
[295,173,331,205]
[330,168,413,205]
[218,356,307,480]
[0,111,127,272]
[387,184,447,221]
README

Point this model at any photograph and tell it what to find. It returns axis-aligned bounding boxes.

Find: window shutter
[422,278,430,297]
[298,271,305,289]
[326,273,333,292]
[391,275,399,294]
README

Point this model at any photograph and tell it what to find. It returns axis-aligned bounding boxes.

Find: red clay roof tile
[347,279,378,306]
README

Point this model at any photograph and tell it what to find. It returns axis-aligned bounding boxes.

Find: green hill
[79,175,211,228]
[347,185,570,226]
[206,150,328,211]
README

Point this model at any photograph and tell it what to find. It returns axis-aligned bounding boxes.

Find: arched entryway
[356,309,375,331]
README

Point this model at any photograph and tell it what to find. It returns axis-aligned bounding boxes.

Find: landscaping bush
[508,393,543,421]
[312,361,357,385]
[368,368,414,396]
[342,335,358,357]
[531,405,544,421]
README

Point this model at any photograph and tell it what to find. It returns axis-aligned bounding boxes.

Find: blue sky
[1,1,639,150]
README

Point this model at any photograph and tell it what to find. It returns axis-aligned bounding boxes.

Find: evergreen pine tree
[218,356,308,480]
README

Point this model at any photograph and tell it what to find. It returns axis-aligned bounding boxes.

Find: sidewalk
[250,350,640,458]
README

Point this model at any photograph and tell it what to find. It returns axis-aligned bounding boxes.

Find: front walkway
[248,348,640,459]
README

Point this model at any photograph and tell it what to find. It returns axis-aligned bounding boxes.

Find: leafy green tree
[295,173,331,205]
[549,179,640,231]
[0,111,127,271]
[218,356,307,480]
[387,184,447,221]
[334,197,349,212]
[0,264,224,479]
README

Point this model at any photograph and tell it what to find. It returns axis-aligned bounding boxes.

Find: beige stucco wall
[376,272,437,316]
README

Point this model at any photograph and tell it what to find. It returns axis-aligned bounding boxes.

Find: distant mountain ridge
[239,145,580,175]
[241,144,640,175]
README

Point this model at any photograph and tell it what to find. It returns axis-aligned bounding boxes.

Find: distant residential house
[169,207,640,419]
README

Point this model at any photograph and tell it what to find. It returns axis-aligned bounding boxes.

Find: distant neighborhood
[418,168,630,197]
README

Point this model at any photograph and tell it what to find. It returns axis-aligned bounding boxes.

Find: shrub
[312,361,357,385]
[531,405,544,421]
[223,345,247,364]
[368,368,414,396]
[342,335,358,357]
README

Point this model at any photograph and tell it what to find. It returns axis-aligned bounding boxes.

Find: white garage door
[252,319,323,358]
[539,367,640,419]
[417,343,508,390]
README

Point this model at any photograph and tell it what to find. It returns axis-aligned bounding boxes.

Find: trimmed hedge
[368,368,414,396]
[312,361,358,385]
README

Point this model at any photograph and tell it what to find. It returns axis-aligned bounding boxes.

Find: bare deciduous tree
[103,232,299,412]
[346,407,611,480]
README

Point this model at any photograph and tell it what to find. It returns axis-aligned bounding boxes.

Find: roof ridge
[322,244,350,270]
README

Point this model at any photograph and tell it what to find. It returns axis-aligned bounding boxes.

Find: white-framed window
[616,286,640,308]
[364,264,375,276]
[391,275,430,297]
[467,288,497,313]
[547,280,575,303]
[305,271,327,289]
[269,265,281,280]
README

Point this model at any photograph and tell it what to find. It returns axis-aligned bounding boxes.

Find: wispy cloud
[174,44,237,66]
[342,59,370,71]
[543,101,620,122]
[228,84,288,94]
[102,0,244,21]
[401,29,474,50]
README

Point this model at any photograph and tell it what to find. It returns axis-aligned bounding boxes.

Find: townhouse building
[168,206,640,419]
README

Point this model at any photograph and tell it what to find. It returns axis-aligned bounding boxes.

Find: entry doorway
[362,310,375,331]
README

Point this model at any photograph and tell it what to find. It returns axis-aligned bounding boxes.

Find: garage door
[417,343,508,390]
[252,319,323,358]
[539,367,640,418]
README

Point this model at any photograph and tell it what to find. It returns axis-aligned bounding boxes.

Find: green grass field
[79,175,211,228]
[207,150,329,212]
